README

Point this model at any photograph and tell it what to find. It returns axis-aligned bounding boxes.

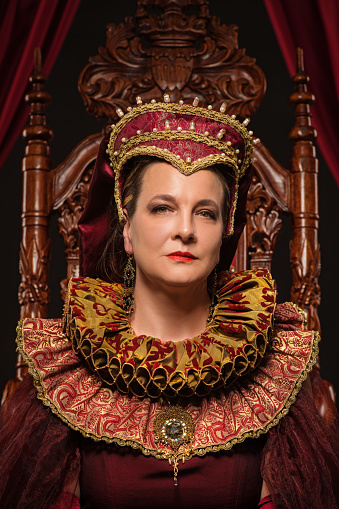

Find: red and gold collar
[17,270,319,461]
[63,269,276,398]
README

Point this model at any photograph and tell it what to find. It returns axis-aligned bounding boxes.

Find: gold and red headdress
[79,95,258,279]
[107,94,256,237]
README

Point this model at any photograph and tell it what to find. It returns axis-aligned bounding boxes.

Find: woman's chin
[136,261,213,290]
[151,271,209,290]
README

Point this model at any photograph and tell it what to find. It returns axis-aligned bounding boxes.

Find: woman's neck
[129,275,211,342]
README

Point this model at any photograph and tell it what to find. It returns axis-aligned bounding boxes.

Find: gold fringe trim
[16,319,320,462]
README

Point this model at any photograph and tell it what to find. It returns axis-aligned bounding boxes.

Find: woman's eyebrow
[148,196,220,211]
[149,194,177,203]
[149,196,219,205]
[195,199,220,209]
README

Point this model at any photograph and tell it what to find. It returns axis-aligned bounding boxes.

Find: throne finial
[289,47,316,143]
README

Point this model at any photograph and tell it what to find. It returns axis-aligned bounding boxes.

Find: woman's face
[123,162,224,289]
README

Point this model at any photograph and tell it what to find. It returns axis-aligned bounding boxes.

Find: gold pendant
[154,405,195,486]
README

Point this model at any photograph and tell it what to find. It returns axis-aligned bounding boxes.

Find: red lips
[167,251,197,262]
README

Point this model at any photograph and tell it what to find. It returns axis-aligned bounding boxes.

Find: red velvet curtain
[0,0,81,170]
[263,0,339,187]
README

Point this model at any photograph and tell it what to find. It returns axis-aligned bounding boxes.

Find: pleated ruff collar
[63,270,276,398]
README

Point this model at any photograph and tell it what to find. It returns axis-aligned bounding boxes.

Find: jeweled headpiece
[78,95,258,279]
[107,94,257,237]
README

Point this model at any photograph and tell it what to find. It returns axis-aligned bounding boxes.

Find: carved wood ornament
[2,1,321,404]
[78,0,266,117]
[246,172,284,271]
[57,166,93,300]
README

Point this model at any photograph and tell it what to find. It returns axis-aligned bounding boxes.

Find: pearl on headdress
[186,157,192,163]
[252,157,257,162]
[198,158,201,161]
[121,137,127,143]
[136,130,142,135]
[216,129,226,140]
[189,121,195,131]
[253,138,260,144]
[164,148,168,152]
[176,154,180,159]
[153,128,158,132]
[111,124,115,129]
[231,114,236,120]
[179,100,184,105]
[207,105,213,110]
[221,152,225,156]
[177,126,182,131]
[235,149,240,154]
[106,149,109,154]
[164,94,170,103]
[116,108,124,118]
[204,131,209,136]
[243,118,250,126]
[151,99,157,104]
[226,141,232,146]
[110,163,113,167]
[193,97,199,106]
[165,120,171,131]
[136,96,143,105]
[219,103,227,113]
[127,106,133,112]
[238,159,242,164]
[249,130,253,136]
[113,151,119,156]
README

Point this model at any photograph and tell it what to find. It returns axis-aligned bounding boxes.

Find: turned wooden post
[289,48,320,330]
[19,48,53,319]
[1,49,54,404]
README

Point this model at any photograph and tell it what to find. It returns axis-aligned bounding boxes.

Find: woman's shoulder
[273,301,307,331]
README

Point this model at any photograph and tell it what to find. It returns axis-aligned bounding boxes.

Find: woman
[0,96,338,508]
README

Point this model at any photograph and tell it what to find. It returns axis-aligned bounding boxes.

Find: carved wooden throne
[3,0,321,403]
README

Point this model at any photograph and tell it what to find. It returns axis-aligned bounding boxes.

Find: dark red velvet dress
[80,438,264,508]
[0,359,339,508]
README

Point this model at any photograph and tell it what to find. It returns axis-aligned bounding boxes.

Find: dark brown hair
[96,156,231,283]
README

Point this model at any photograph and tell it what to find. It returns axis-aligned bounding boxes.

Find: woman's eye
[152,205,170,214]
[197,210,217,219]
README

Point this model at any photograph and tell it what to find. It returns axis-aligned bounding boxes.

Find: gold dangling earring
[123,253,135,317]
[207,267,218,324]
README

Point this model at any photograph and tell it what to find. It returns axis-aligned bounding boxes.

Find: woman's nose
[172,211,195,241]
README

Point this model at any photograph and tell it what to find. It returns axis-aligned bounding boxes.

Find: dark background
[1,0,338,401]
